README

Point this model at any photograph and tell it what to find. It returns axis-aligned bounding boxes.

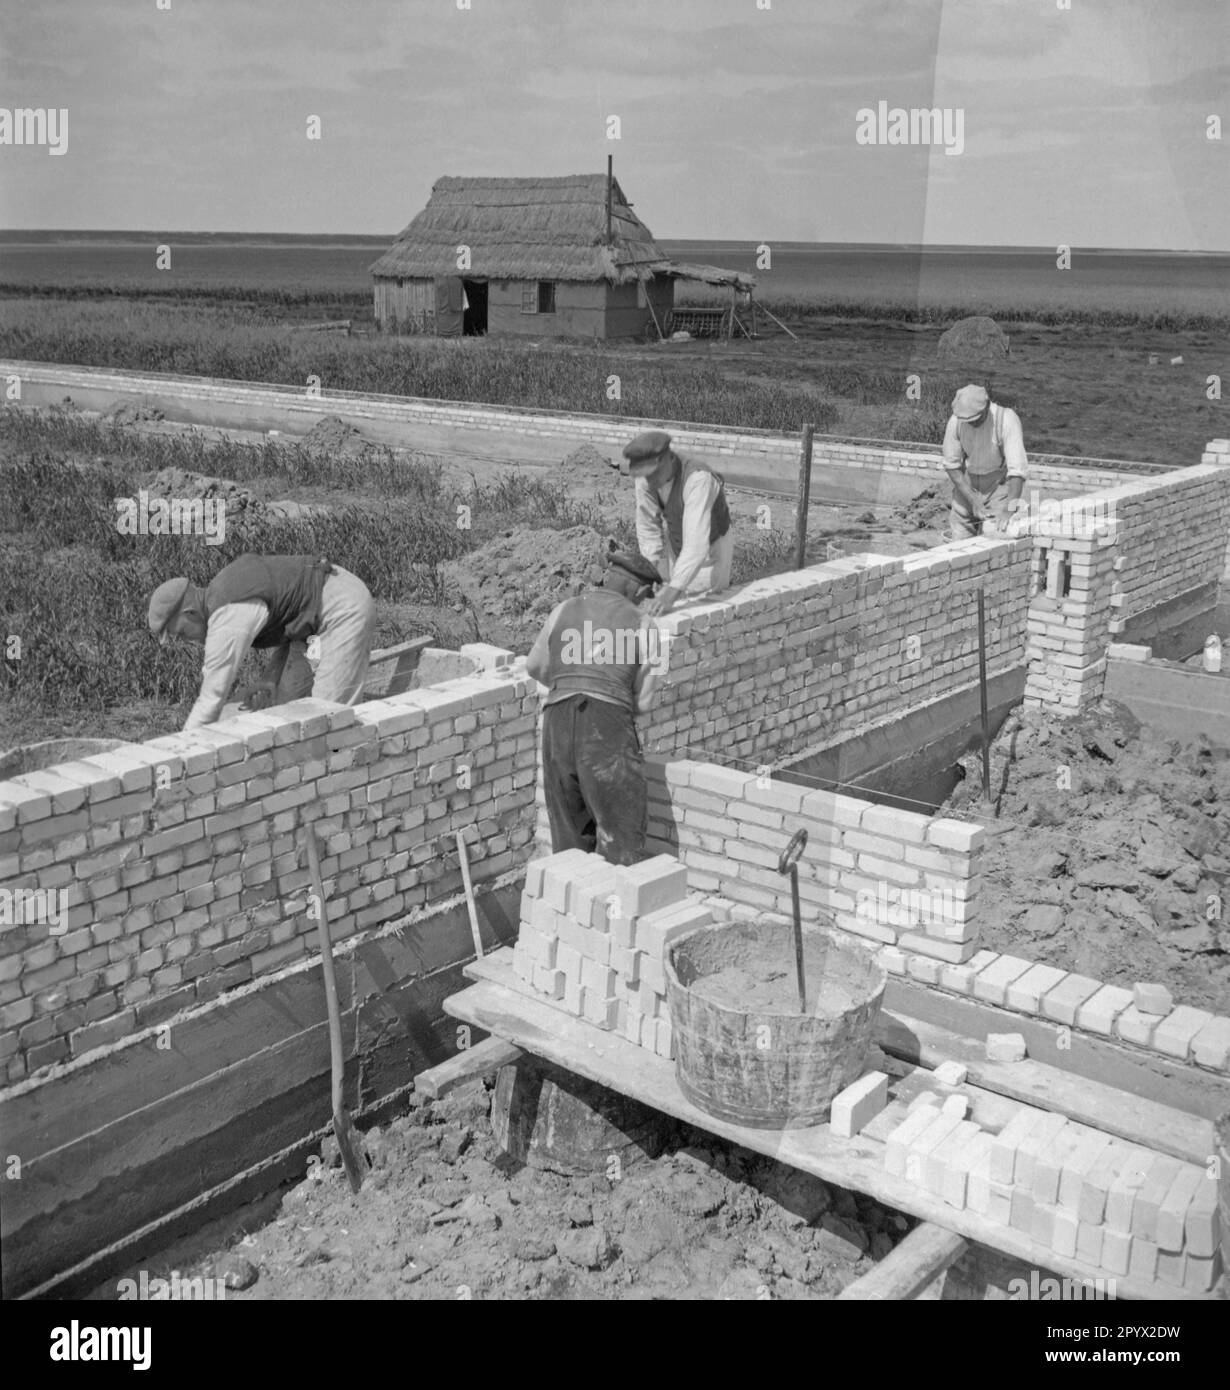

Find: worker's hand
[643,586,679,618]
[239,680,278,712]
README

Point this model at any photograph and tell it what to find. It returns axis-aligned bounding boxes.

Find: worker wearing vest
[525,545,665,866]
[623,430,733,617]
[147,554,376,729]
[942,384,1029,540]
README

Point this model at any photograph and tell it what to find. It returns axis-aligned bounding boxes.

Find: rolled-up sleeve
[941,415,965,469]
[670,471,721,594]
[634,479,666,572]
[1000,407,1028,478]
[184,601,269,729]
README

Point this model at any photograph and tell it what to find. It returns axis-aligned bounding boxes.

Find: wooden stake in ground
[976,587,993,808]
[304,820,367,1194]
[794,423,815,570]
[457,830,484,960]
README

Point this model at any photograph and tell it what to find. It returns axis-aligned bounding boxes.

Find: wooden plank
[415,1037,524,1099]
[364,636,433,697]
[885,977,1230,1121]
[836,1223,967,1301]
[444,952,1207,1301]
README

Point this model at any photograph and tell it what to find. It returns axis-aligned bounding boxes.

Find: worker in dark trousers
[526,544,665,866]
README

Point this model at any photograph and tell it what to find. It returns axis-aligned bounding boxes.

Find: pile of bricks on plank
[828,1060,1220,1293]
[512,848,711,1058]
[883,948,1230,1074]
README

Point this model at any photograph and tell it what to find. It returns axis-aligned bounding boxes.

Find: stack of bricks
[637,759,983,964]
[511,848,712,1058]
[884,1100,1221,1292]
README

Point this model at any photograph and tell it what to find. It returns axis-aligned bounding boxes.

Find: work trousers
[276,566,377,705]
[949,471,1011,541]
[542,695,647,867]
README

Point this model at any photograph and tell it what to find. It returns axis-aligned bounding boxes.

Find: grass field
[0,408,798,734]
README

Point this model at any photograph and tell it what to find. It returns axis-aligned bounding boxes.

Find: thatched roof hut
[370,172,756,340]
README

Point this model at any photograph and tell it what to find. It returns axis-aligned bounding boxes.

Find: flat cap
[148,576,191,637]
[607,549,662,588]
[952,384,990,420]
[622,429,672,465]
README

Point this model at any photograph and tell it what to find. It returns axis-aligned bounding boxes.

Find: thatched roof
[370,174,669,284]
[652,261,757,292]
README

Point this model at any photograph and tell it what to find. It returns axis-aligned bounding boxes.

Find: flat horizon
[1,230,1226,258]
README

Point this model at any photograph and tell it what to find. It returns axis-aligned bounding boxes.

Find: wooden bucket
[665,917,886,1130]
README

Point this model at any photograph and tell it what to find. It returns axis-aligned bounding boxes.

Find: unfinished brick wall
[0,664,539,1084]
[636,536,1034,766]
[643,759,983,964]
[1024,463,1230,714]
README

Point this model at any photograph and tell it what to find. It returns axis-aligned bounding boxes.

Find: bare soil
[90,1079,913,1302]
[943,700,1230,1013]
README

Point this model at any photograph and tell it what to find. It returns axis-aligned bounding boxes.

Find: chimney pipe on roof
[606,155,613,245]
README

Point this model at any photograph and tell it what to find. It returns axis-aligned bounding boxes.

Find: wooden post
[606,155,614,245]
[977,588,993,806]
[794,423,815,570]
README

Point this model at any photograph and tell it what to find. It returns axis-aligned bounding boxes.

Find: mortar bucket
[665,916,886,1130]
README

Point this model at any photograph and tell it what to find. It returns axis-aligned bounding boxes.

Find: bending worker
[147,554,376,729]
[525,544,664,866]
[623,429,733,618]
[942,384,1028,539]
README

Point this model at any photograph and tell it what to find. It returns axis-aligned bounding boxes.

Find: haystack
[937,315,1010,360]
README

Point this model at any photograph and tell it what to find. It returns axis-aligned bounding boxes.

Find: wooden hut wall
[374,277,436,334]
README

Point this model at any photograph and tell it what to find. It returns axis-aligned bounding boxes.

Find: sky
[0,0,1226,249]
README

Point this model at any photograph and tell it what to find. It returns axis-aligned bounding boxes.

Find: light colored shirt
[184,600,270,728]
[634,464,724,594]
[525,600,663,715]
[941,403,1028,479]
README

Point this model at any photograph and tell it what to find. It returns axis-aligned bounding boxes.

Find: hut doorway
[462,280,488,336]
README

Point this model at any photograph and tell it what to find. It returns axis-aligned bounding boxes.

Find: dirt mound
[897,484,950,531]
[445,524,609,624]
[559,443,617,472]
[146,467,259,512]
[302,414,378,456]
[943,702,1230,1012]
[106,400,165,425]
[937,315,1010,361]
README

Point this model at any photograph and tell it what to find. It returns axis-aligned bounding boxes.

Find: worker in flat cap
[525,540,666,866]
[942,384,1028,540]
[623,429,733,616]
[147,554,376,729]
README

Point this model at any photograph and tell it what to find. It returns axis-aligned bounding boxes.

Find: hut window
[522,282,555,314]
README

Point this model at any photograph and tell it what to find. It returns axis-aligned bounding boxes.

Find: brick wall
[636,536,1035,765]
[5,360,1150,497]
[1024,461,1230,714]
[0,666,540,1084]
[643,759,983,963]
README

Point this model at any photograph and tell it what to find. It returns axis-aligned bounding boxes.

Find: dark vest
[659,456,731,556]
[204,554,334,649]
[543,590,647,713]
